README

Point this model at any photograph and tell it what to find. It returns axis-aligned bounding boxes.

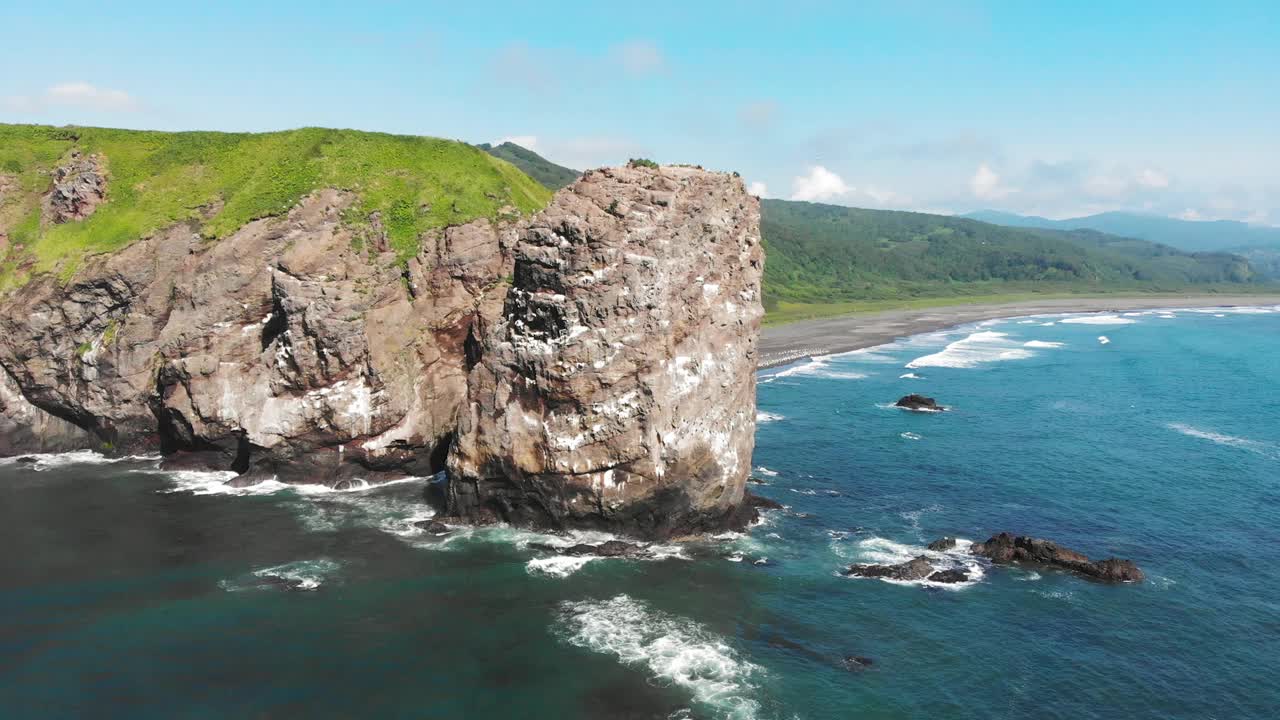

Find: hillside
[0,124,552,291]
[761,199,1259,311]
[476,142,579,190]
[964,209,1280,253]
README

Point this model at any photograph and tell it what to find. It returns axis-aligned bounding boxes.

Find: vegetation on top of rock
[476,142,578,190]
[627,158,659,169]
[0,124,552,292]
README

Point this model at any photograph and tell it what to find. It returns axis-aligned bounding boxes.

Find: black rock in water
[971,532,1145,583]
[927,537,957,551]
[528,540,650,558]
[895,394,945,411]
[15,456,38,465]
[846,555,934,581]
[843,655,875,671]
[927,568,969,583]
[746,493,785,510]
[413,520,452,535]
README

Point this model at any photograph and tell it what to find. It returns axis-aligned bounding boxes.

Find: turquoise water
[2,306,1278,719]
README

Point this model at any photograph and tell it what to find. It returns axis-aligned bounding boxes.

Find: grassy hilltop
[0,124,551,291]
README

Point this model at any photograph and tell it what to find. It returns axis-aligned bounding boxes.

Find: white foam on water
[836,536,986,591]
[1097,336,1111,345]
[755,411,783,423]
[557,595,763,720]
[5,451,162,471]
[221,558,342,592]
[158,470,289,496]
[900,432,922,441]
[753,466,778,477]
[906,331,1035,369]
[1017,320,1038,324]
[1015,571,1042,582]
[1040,321,1057,326]
[1214,314,1226,318]
[772,355,867,380]
[899,372,923,379]
[527,555,598,578]
[1023,340,1064,349]
[1058,314,1136,325]
[1166,423,1271,454]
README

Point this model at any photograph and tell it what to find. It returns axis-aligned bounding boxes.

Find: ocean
[2,306,1277,719]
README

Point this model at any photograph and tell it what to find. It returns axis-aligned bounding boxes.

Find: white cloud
[497,135,538,151]
[969,163,1016,200]
[863,185,911,207]
[791,166,850,202]
[1137,168,1170,188]
[2,81,139,113]
[612,41,665,75]
[747,181,768,197]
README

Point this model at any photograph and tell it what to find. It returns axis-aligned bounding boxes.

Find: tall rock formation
[446,165,764,538]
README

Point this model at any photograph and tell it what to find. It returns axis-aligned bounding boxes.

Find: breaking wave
[755,411,784,423]
[556,595,763,719]
[2,451,161,471]
[220,558,342,592]
[1058,314,1136,325]
[1023,340,1064,349]
[906,331,1035,369]
[772,355,867,380]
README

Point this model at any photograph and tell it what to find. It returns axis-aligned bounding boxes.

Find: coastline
[757,294,1280,369]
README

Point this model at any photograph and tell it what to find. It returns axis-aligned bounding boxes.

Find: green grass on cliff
[0,124,552,290]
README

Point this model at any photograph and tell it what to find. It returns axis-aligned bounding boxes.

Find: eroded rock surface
[446,165,764,538]
[43,152,106,224]
[0,189,512,481]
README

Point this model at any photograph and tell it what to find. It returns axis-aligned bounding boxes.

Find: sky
[3,1,1278,224]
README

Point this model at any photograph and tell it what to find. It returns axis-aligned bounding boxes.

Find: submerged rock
[746,492,785,511]
[447,165,764,539]
[894,394,945,411]
[842,655,875,671]
[971,532,1145,583]
[846,555,935,581]
[413,520,452,535]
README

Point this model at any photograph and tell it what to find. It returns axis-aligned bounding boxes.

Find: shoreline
[757,294,1280,369]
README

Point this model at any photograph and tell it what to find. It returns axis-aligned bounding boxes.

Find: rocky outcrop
[446,165,764,538]
[895,394,945,411]
[0,189,513,482]
[926,537,957,551]
[846,555,935,581]
[43,152,106,224]
[969,533,1145,582]
[0,365,94,455]
[528,539,650,558]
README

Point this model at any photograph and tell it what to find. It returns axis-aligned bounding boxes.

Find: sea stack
[446,164,764,538]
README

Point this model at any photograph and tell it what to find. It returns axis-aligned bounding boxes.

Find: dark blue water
[2,307,1277,719]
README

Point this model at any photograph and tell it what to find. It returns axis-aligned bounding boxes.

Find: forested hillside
[761,199,1258,310]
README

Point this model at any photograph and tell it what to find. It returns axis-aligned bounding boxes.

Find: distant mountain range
[963,210,1280,253]
[476,142,579,190]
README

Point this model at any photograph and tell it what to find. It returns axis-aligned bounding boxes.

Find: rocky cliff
[1,185,513,481]
[0,131,764,537]
[446,165,763,537]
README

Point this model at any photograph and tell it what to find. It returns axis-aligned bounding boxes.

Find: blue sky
[3,1,1277,223]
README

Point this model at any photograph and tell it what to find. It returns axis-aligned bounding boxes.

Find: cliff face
[1,149,765,537]
[0,188,512,481]
[446,165,764,537]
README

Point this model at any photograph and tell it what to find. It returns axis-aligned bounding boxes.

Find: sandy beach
[757,295,1280,369]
